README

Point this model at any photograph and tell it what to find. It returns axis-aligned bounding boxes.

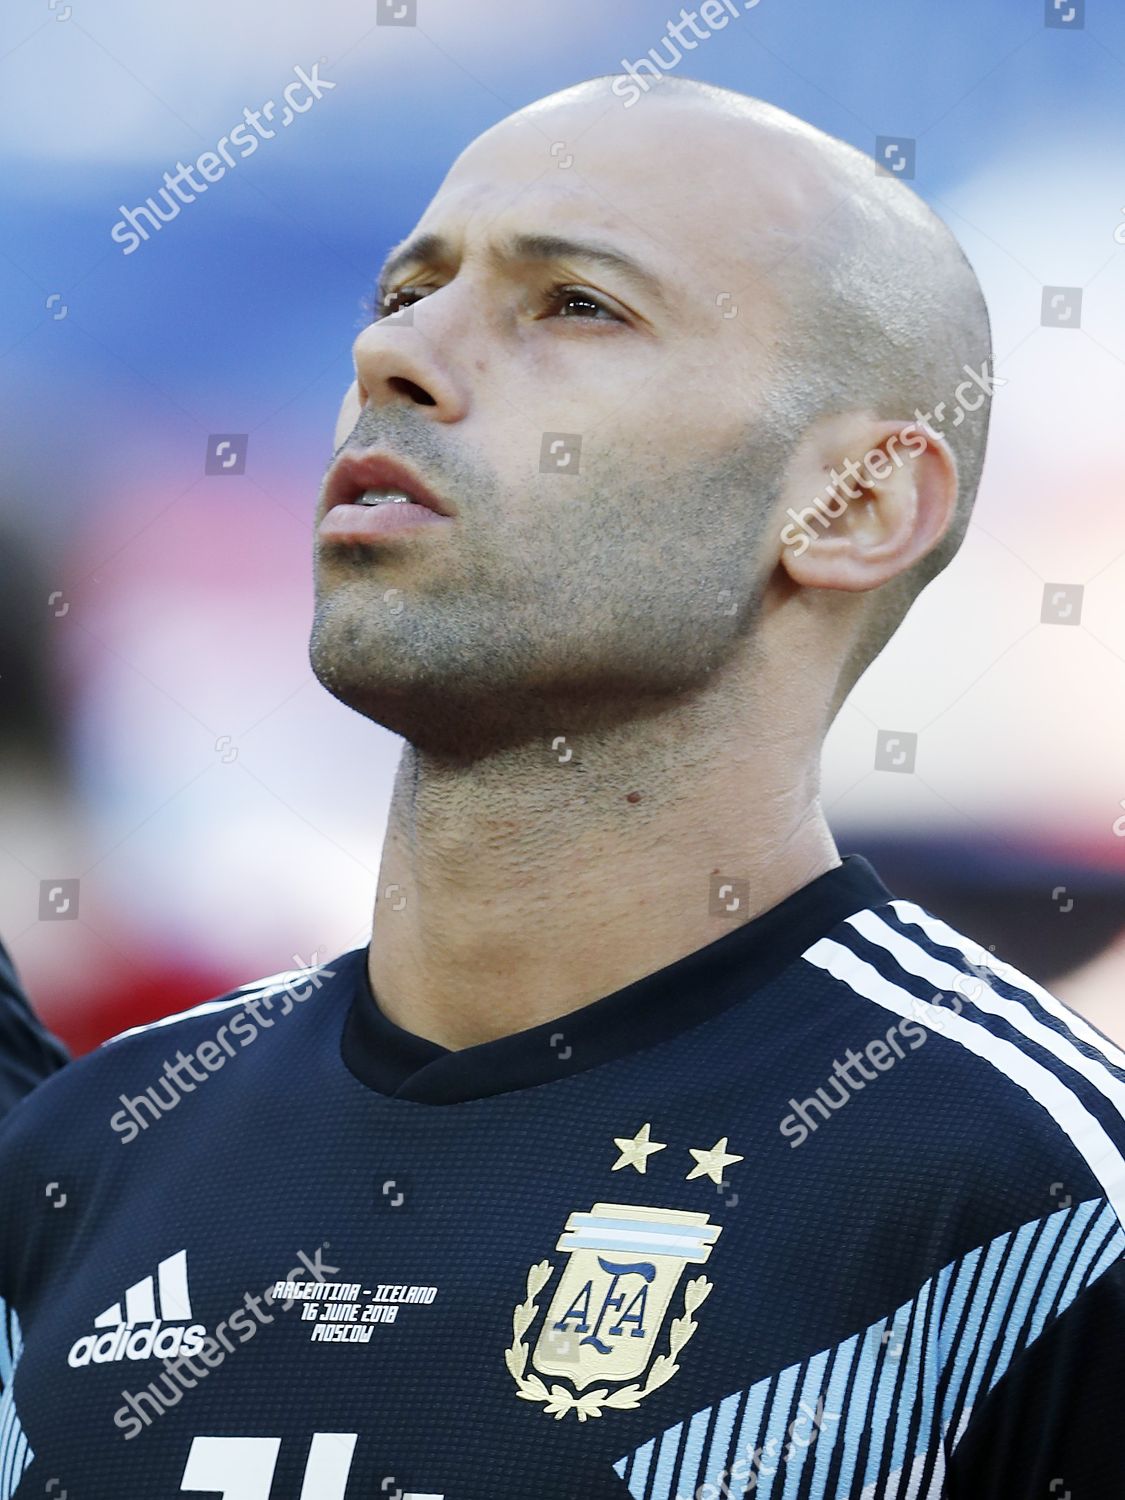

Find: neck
[367,665,838,1051]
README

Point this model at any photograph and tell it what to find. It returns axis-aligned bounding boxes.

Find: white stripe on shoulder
[100,964,319,1047]
[845,907,1125,1128]
[803,933,1125,1232]
[889,898,1125,1072]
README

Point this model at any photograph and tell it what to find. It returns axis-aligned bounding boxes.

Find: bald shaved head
[313,71,992,756]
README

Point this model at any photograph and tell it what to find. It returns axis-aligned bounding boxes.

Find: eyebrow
[375,230,668,311]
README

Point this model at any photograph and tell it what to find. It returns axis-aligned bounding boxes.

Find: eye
[540,284,622,323]
[363,282,625,324]
[365,285,430,321]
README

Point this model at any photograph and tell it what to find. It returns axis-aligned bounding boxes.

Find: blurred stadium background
[1,0,1123,1054]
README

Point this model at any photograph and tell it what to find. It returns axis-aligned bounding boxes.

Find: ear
[776,412,959,593]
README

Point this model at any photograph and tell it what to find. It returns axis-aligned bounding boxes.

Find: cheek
[334,382,361,448]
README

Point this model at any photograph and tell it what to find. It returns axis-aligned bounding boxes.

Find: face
[310,89,801,757]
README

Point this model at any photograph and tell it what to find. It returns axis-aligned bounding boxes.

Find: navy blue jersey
[1,853,1124,1497]
[0,938,67,1119]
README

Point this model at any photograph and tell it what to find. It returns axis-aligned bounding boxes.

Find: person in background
[0,521,70,1111]
[0,939,67,1116]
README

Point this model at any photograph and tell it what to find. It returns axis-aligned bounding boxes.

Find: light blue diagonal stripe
[0,1303,33,1500]
[941,1229,1013,1430]
[752,1362,801,1500]
[988,1209,1068,1398]
[648,1420,683,1500]
[906,1258,956,1496]
[956,1215,1038,1421]
[694,1389,745,1499]
[1026,1198,1098,1348]
[613,1197,1122,1500]
[1084,1227,1125,1288]
[934,1244,982,1371]
[672,1403,716,1500]
[780,1347,830,1500]
[885,1274,933,1484]
[626,1437,655,1497]
[861,1295,916,1490]
[807,1331,859,1499]
[725,1377,772,1495]
[1058,1202,1117,1313]
[2,1426,29,1500]
[833,1315,887,1498]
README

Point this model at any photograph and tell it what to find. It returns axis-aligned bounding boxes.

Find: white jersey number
[179,1433,443,1499]
[181,1433,354,1498]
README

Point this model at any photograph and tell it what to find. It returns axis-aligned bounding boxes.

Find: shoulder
[0,949,358,1305]
[802,892,1125,1199]
[99,953,337,1051]
[0,949,351,1153]
[789,896,1125,1483]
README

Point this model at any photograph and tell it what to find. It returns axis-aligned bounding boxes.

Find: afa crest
[505,1202,721,1420]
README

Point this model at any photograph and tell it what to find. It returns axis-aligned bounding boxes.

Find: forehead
[411,95,827,298]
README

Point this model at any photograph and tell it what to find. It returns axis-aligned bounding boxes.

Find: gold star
[612,1122,668,1175]
[686,1136,744,1184]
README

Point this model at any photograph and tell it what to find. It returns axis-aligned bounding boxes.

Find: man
[0,532,71,1114]
[1,75,1122,1498]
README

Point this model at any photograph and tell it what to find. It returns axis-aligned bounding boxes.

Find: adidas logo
[68,1249,207,1366]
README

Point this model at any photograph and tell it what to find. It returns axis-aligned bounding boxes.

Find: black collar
[340,853,892,1105]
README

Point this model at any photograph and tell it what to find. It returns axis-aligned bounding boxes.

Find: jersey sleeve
[946,1248,1125,1494]
[0,935,69,1117]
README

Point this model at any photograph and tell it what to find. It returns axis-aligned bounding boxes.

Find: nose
[351,314,467,422]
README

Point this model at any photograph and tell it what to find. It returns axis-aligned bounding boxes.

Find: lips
[323,450,457,518]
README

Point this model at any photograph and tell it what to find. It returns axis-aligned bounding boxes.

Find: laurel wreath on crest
[504,1259,714,1421]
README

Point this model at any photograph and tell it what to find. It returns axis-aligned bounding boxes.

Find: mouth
[318,449,457,546]
[322,450,457,518]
